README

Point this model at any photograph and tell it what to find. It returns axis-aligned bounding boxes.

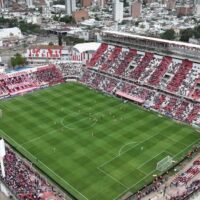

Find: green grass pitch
[0,82,199,200]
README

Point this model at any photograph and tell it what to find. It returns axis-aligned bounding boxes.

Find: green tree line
[11,53,26,67]
[0,16,42,34]
[160,25,200,42]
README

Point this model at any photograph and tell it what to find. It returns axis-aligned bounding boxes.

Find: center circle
[61,111,97,130]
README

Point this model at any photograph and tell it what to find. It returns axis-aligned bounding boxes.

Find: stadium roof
[29,45,63,49]
[103,30,200,49]
[73,42,101,53]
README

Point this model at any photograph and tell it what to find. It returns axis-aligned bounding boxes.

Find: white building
[0,27,23,39]
[26,0,33,8]
[65,0,76,16]
[98,0,105,8]
[195,0,200,16]
[52,4,66,13]
[72,42,101,63]
[26,43,100,65]
[0,0,4,8]
[113,0,123,23]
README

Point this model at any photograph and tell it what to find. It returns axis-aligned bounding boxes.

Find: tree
[58,34,63,46]
[160,29,176,40]
[53,0,65,5]
[19,21,41,34]
[63,36,85,45]
[53,15,75,24]
[11,53,26,67]
[8,18,18,28]
[49,42,54,46]
[180,28,193,42]
[193,25,200,39]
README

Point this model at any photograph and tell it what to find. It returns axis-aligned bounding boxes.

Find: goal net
[156,156,173,172]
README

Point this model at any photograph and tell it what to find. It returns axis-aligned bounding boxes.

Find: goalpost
[156,156,173,172]
[0,109,2,118]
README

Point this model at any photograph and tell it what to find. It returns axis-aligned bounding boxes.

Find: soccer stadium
[0,31,200,200]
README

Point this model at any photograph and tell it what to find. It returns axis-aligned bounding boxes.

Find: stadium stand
[128,52,154,80]
[80,43,200,127]
[166,60,193,93]
[0,65,64,99]
[147,56,172,87]
[114,49,137,76]
[58,63,82,78]
[1,146,64,200]
[172,159,200,186]
[100,46,122,72]
[88,43,108,67]
[35,65,64,86]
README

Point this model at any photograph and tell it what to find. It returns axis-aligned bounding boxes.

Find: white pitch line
[118,141,138,156]
[21,130,58,147]
[0,129,89,200]
[97,167,128,189]
[113,169,157,200]
[136,168,147,176]
[98,132,161,169]
[60,115,97,130]
[163,135,187,147]
[0,129,19,147]
[38,161,89,200]
[0,103,11,111]
[113,138,200,200]
[137,151,165,169]
[172,138,200,159]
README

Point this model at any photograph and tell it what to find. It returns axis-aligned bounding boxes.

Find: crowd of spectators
[127,149,200,200]
[1,146,65,200]
[169,178,200,200]
[80,67,200,126]
[0,65,64,98]
[88,43,200,104]
[58,63,83,78]
[134,179,162,200]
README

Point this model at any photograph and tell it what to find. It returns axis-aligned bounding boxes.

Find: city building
[26,0,33,8]
[113,0,124,23]
[26,43,99,64]
[130,0,142,19]
[0,27,23,40]
[72,9,89,23]
[176,5,193,16]
[98,0,105,8]
[81,0,92,7]
[65,0,76,15]
[0,0,4,8]
[166,0,176,10]
[195,0,200,15]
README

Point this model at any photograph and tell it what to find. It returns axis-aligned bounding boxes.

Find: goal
[156,156,173,172]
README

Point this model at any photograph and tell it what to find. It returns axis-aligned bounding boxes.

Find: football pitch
[0,82,200,200]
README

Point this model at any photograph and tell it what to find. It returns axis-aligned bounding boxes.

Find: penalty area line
[98,132,161,169]
[113,169,157,200]
[113,139,200,200]
[97,167,128,189]
[118,141,138,156]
